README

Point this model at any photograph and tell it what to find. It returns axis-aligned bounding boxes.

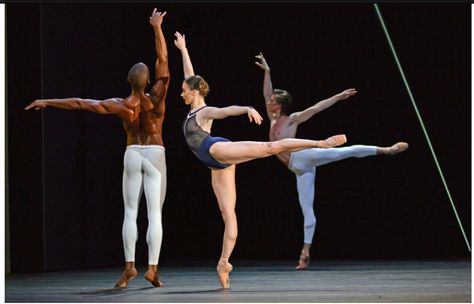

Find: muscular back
[120,80,169,146]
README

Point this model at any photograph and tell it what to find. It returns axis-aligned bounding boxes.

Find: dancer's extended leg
[210,135,347,165]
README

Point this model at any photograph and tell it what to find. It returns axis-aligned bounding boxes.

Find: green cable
[373,3,471,252]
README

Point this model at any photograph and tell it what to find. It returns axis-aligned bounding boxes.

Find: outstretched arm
[25,97,126,116]
[149,9,170,102]
[200,106,263,125]
[288,88,357,125]
[255,52,274,120]
[174,31,195,79]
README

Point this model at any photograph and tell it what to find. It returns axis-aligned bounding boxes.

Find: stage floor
[5,260,471,302]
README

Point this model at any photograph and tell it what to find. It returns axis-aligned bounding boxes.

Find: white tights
[288,145,377,244]
[122,145,166,265]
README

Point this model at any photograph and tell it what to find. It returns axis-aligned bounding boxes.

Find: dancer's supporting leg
[295,168,316,270]
[211,165,237,289]
[142,147,166,287]
[115,147,143,288]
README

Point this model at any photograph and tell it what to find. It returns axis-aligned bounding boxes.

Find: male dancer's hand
[149,8,166,27]
[335,88,357,101]
[255,52,270,71]
[174,31,186,50]
[25,100,47,110]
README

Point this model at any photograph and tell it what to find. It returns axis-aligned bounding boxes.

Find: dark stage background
[7,3,471,272]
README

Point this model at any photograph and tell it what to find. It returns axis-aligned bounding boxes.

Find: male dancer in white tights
[25,9,169,287]
[255,53,408,270]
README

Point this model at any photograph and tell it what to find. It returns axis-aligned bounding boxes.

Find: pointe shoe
[388,142,409,155]
[216,261,233,289]
[295,253,310,270]
[144,271,165,287]
[114,268,138,288]
[322,134,347,148]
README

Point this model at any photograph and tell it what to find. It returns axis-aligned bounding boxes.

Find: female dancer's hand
[255,52,270,71]
[174,31,186,50]
[247,107,263,125]
[335,88,357,101]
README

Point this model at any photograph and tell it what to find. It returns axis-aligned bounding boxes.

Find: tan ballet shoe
[295,253,310,270]
[114,268,138,288]
[144,270,165,288]
[216,260,233,289]
[388,142,409,155]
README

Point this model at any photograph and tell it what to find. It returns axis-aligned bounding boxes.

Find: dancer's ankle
[124,261,136,272]
[147,264,158,273]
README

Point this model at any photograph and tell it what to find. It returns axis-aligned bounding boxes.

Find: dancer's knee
[303,213,316,230]
[265,142,279,155]
[124,210,138,223]
[220,209,237,222]
[147,212,162,226]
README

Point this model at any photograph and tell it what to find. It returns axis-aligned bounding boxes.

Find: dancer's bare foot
[114,267,138,288]
[144,265,165,287]
[216,258,233,289]
[295,253,310,270]
[318,134,347,148]
[378,142,409,155]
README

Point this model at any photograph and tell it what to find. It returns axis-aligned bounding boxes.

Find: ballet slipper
[144,270,165,287]
[216,259,233,289]
[387,142,409,155]
[114,268,138,288]
[295,253,310,270]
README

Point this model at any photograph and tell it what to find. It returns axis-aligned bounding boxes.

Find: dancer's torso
[120,93,165,146]
[183,106,213,155]
[269,115,298,166]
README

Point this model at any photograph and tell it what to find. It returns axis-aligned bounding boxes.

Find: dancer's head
[181,75,209,105]
[269,89,292,115]
[127,62,150,91]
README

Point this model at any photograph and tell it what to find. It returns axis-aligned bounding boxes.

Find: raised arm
[149,9,170,102]
[25,97,127,116]
[174,31,195,79]
[255,52,274,120]
[288,88,357,125]
[200,106,263,125]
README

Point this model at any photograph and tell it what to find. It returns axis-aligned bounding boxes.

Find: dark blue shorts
[197,136,231,170]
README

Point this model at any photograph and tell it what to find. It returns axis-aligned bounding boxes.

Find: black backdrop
[7,3,471,272]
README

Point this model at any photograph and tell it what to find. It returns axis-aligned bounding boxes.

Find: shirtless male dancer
[255,52,408,270]
[25,9,170,288]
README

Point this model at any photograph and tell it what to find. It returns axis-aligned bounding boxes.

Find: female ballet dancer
[174,32,347,288]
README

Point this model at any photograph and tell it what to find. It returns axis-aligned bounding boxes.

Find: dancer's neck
[130,89,146,97]
[271,110,282,120]
[190,99,206,112]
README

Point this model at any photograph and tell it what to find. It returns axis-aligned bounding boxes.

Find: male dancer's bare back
[26,9,170,287]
